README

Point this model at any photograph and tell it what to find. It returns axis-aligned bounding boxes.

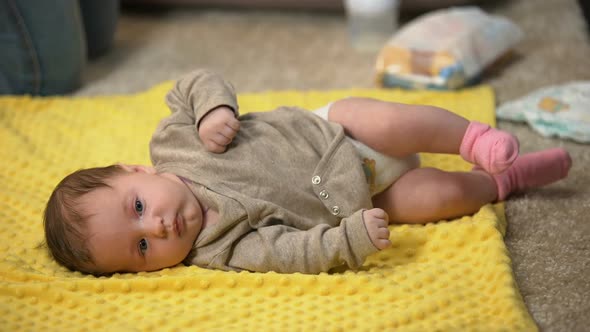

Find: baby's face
[80,166,204,273]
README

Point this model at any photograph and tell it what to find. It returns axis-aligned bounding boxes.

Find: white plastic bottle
[344,0,400,52]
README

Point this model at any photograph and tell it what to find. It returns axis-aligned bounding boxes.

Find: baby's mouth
[174,214,184,237]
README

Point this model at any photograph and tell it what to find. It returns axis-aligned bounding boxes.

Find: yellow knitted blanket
[0,83,537,331]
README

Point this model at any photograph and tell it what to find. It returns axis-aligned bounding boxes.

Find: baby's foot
[460,121,519,174]
[481,148,572,201]
[363,208,391,250]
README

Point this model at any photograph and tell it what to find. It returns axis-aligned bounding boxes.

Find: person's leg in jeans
[0,0,86,95]
[79,0,119,58]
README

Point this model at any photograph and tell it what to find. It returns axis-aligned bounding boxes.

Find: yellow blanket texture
[0,83,537,331]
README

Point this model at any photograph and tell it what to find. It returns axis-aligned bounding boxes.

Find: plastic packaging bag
[376,7,523,90]
[497,81,590,143]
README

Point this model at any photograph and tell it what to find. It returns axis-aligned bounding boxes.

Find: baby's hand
[198,106,240,153]
[363,208,391,250]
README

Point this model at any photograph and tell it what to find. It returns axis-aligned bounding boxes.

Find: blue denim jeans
[0,0,86,95]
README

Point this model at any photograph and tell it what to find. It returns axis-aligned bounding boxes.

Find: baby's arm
[223,209,388,274]
[162,69,240,153]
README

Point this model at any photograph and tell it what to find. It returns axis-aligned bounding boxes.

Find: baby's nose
[146,217,166,238]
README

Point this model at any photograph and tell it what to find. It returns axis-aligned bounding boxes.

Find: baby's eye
[138,239,148,255]
[134,198,144,216]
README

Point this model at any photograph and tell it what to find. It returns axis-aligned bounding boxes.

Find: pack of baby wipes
[376,7,523,90]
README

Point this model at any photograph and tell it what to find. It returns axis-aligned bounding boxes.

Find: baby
[44,69,572,276]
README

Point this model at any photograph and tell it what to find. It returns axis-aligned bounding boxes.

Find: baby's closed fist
[198,106,240,153]
[363,208,391,250]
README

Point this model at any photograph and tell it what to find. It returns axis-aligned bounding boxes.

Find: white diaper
[313,104,420,195]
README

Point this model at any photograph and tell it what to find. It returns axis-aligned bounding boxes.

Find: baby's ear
[118,164,157,174]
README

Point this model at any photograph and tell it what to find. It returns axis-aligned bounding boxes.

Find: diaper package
[376,7,523,90]
[497,81,590,143]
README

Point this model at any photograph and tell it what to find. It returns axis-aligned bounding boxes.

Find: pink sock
[460,121,520,174]
[486,148,572,201]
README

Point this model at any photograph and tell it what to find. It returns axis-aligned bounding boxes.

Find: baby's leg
[372,167,497,224]
[329,97,519,173]
[373,148,572,224]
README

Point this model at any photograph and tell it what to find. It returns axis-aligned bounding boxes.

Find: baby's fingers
[375,238,392,249]
[204,140,227,154]
[377,227,390,240]
[374,224,391,250]
[210,132,233,146]
[226,117,241,132]
[220,123,239,140]
[366,208,389,223]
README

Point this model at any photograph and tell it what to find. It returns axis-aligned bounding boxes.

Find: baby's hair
[43,165,126,275]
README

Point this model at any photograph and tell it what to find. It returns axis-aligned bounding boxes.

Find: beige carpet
[77,0,590,330]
